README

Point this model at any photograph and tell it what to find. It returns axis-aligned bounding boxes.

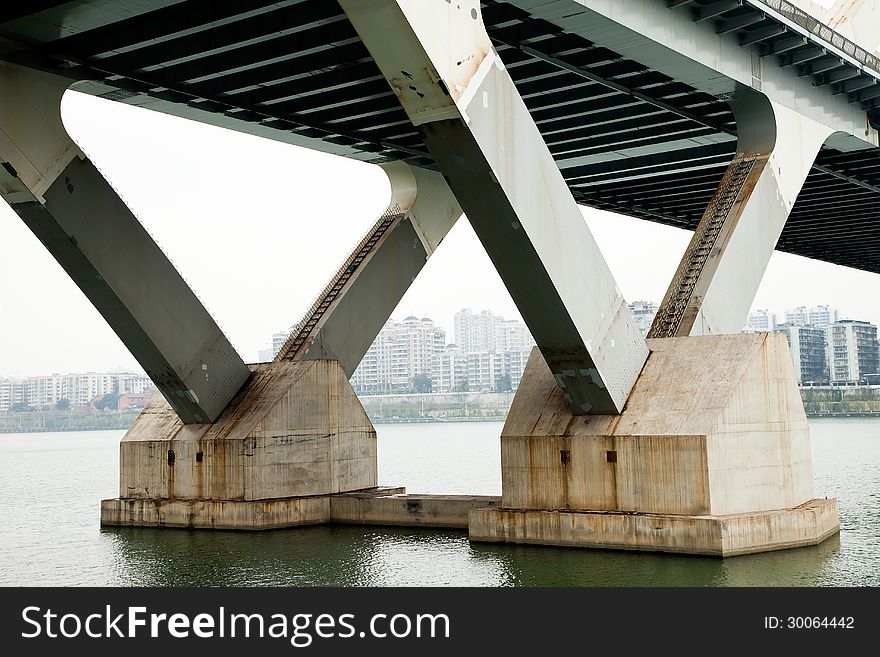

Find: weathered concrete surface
[115,359,376,503]
[478,333,839,555]
[100,496,331,531]
[502,334,814,516]
[468,499,840,557]
[330,492,501,529]
[100,488,503,531]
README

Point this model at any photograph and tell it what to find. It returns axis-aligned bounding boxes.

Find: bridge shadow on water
[98,523,851,587]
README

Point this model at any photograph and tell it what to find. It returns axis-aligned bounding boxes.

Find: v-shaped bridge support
[340,0,649,415]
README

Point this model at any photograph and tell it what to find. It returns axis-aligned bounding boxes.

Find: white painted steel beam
[0,62,249,424]
[296,162,462,375]
[340,0,649,414]
[653,93,834,336]
[687,100,834,335]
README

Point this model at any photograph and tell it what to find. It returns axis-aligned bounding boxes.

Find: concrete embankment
[800,386,880,416]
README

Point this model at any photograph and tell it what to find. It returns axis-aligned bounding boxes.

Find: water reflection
[99,524,845,587]
[101,526,513,587]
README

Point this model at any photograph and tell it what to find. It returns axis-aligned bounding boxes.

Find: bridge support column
[336,3,839,555]
[469,97,839,555]
[651,96,834,337]
[102,162,461,529]
[0,62,249,424]
[340,0,649,415]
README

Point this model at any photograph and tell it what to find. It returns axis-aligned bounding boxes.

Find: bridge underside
[1,0,879,271]
[2,0,856,554]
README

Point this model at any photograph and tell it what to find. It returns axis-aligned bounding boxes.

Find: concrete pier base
[469,333,840,556]
[102,495,335,531]
[101,487,406,530]
[469,499,839,557]
[100,355,503,532]
[101,488,502,531]
[101,358,381,529]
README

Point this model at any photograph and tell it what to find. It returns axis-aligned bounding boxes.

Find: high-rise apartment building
[350,316,446,393]
[0,372,155,413]
[747,309,777,332]
[495,318,533,352]
[628,301,659,337]
[272,331,289,358]
[775,324,828,385]
[784,305,839,329]
[440,309,535,393]
[454,309,498,353]
[828,320,880,384]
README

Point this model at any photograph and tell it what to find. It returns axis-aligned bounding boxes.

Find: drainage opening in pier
[195,451,204,463]
[560,449,571,464]
[167,450,175,466]
[606,450,617,463]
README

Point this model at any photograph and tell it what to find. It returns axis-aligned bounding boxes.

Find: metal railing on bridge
[749,0,880,75]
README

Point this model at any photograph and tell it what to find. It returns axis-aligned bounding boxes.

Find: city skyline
[7,298,880,379]
[0,370,154,414]
[350,309,536,395]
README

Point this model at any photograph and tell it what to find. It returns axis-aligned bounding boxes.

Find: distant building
[272,331,289,358]
[433,344,465,393]
[495,318,533,352]
[0,378,24,414]
[429,309,536,392]
[465,352,499,393]
[502,349,532,389]
[0,371,155,413]
[628,301,659,337]
[784,305,838,330]
[430,346,531,393]
[350,316,446,393]
[454,309,498,353]
[117,389,156,411]
[775,324,828,385]
[746,309,777,332]
[828,320,880,384]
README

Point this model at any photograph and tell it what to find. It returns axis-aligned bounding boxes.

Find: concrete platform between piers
[101,488,503,531]
[331,491,501,528]
[468,498,840,557]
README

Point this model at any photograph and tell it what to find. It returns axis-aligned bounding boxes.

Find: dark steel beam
[762,35,808,56]
[836,77,876,95]
[717,10,765,34]
[780,46,826,67]
[740,24,787,47]
[693,1,742,22]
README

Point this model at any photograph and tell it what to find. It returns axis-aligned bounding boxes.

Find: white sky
[1,89,879,377]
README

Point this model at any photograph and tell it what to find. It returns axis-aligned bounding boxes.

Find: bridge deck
[1,0,878,272]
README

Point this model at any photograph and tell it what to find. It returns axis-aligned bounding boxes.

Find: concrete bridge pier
[469,96,840,556]
[469,334,839,556]
[101,160,464,530]
[341,0,839,556]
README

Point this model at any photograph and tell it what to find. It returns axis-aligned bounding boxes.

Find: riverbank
[800,386,880,416]
[0,410,140,433]
[4,386,880,433]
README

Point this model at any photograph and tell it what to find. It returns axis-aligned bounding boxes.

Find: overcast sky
[1,2,878,377]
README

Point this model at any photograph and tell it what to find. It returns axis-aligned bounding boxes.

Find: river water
[0,419,877,586]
